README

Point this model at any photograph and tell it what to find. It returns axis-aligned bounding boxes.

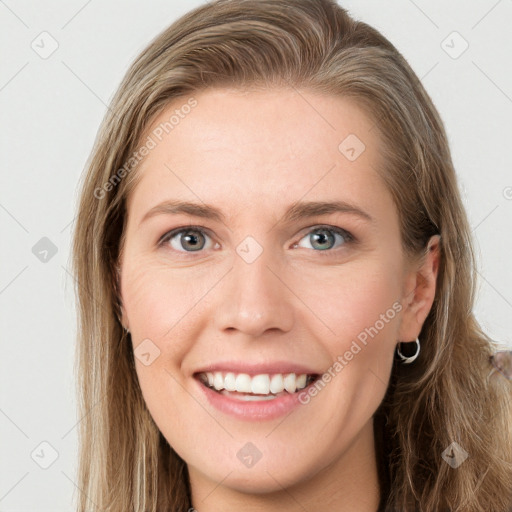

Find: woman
[71,1,512,510]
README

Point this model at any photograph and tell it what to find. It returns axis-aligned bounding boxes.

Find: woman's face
[119,88,437,502]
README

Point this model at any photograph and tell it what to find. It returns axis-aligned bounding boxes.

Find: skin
[119,88,440,512]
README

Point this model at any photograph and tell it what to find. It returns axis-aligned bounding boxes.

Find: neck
[188,419,381,512]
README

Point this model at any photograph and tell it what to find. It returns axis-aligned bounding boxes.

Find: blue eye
[295,226,353,252]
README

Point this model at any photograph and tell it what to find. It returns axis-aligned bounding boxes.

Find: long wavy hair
[71,1,512,510]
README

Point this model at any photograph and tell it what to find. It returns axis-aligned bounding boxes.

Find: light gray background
[1,1,511,510]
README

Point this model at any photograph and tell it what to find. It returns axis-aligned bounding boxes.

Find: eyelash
[158,224,356,257]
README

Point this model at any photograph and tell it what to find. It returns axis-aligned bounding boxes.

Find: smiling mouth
[195,371,320,400]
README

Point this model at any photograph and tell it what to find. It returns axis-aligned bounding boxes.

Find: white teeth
[269,374,284,394]
[270,373,284,394]
[200,371,313,395]
[224,372,236,391]
[213,372,224,390]
[251,374,270,394]
[283,373,296,393]
[296,373,307,389]
[235,373,252,393]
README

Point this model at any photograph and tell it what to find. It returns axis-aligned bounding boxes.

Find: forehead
[126,88,390,224]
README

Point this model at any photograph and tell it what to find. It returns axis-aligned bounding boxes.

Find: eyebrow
[139,199,374,227]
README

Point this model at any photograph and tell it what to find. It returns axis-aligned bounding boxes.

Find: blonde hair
[71,1,512,510]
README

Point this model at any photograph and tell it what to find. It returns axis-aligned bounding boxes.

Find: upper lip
[193,360,321,377]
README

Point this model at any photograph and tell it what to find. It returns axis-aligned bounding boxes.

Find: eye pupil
[181,230,205,251]
[311,229,335,250]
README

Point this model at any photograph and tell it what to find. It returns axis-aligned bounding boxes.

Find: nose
[213,248,295,338]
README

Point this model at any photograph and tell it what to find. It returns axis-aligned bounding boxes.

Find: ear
[397,235,441,342]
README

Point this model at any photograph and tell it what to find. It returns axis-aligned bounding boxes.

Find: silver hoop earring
[396,337,420,364]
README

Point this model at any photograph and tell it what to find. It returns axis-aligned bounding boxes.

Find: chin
[189,449,320,495]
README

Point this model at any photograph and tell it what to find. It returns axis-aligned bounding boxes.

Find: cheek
[121,258,227,409]
[122,259,213,342]
[301,264,402,442]
[123,262,199,435]
[303,257,402,334]
[303,258,403,377]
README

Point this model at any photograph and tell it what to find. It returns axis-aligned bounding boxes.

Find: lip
[194,376,317,421]
[192,360,321,377]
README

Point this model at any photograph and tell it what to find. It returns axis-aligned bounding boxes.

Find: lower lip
[195,379,312,421]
